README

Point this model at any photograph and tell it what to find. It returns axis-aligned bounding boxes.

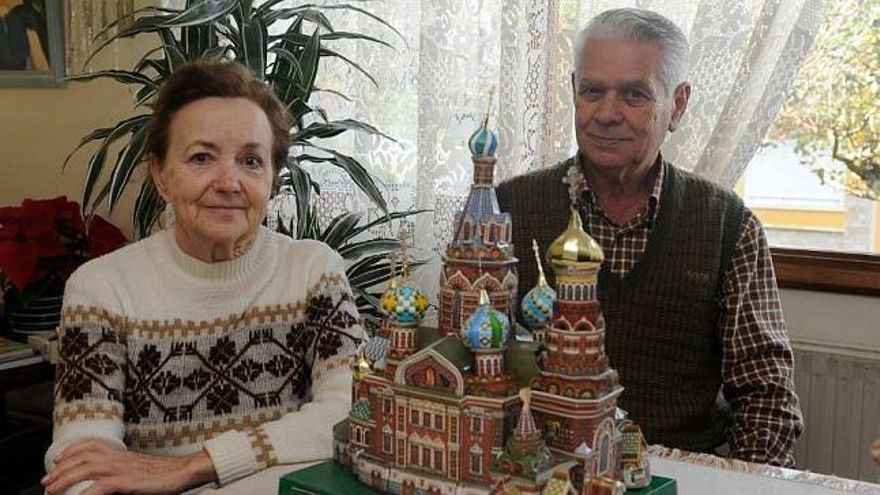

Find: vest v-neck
[594,163,677,293]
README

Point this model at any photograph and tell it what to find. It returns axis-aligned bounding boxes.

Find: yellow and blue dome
[468,120,499,157]
[380,280,429,326]
[461,290,510,350]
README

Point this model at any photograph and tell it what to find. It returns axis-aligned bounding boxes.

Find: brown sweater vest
[497,158,744,452]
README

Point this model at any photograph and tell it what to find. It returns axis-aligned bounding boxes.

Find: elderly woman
[42,61,363,494]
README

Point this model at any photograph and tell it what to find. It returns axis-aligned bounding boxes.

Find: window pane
[744,0,880,255]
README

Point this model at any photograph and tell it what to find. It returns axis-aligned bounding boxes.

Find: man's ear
[149,155,171,202]
[668,82,691,132]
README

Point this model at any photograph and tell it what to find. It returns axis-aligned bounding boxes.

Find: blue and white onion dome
[379,278,429,326]
[521,280,556,330]
[468,117,499,158]
[461,289,511,350]
[521,239,557,329]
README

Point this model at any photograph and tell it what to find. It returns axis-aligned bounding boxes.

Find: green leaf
[350,209,430,239]
[158,30,188,71]
[91,6,180,42]
[321,4,407,46]
[319,31,394,50]
[307,46,379,88]
[337,238,402,260]
[63,126,114,172]
[283,160,320,239]
[271,31,392,50]
[132,47,171,76]
[66,70,159,90]
[299,28,321,101]
[239,15,268,77]
[263,8,334,32]
[78,115,151,213]
[291,119,396,142]
[255,0,291,17]
[133,179,165,239]
[109,124,150,211]
[293,146,387,214]
[83,15,168,66]
[320,211,364,248]
[312,87,353,102]
[160,0,238,28]
[182,23,219,59]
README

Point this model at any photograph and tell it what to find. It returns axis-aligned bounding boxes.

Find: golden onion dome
[547,208,604,265]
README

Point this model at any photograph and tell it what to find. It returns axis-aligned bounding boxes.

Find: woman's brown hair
[146,60,291,180]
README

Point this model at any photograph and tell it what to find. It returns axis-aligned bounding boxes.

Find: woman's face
[151,97,275,258]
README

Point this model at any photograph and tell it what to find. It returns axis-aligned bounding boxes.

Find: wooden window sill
[771,247,880,297]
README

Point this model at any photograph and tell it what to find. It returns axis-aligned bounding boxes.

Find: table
[204,448,880,495]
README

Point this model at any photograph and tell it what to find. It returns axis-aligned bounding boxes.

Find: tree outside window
[745,0,880,255]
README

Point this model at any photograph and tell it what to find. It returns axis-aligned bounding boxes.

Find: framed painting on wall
[0,0,65,87]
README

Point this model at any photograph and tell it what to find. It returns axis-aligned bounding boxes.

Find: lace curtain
[71,0,825,292]
[304,0,824,261]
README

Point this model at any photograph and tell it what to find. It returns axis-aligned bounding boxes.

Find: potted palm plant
[65,0,423,326]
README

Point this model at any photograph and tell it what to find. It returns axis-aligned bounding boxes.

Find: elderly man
[497,8,803,467]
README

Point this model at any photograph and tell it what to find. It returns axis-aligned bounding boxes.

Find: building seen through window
[740,0,880,255]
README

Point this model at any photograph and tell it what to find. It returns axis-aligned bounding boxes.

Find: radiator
[792,344,880,483]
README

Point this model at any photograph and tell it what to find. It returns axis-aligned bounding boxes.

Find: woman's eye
[242,154,264,169]
[191,152,211,164]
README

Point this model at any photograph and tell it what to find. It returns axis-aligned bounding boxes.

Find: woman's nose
[212,161,242,193]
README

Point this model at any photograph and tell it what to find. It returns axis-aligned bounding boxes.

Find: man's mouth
[588,134,628,144]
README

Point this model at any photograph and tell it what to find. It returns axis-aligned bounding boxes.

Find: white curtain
[308,0,825,259]
[72,0,825,277]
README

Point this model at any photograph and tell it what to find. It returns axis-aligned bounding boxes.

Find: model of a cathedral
[333,120,654,495]
[437,115,518,337]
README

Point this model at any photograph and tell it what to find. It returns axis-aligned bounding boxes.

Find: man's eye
[625,90,650,104]
[580,86,603,99]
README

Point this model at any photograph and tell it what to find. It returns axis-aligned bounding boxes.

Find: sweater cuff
[203,430,259,485]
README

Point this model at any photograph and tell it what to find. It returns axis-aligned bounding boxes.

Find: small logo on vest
[686,269,711,283]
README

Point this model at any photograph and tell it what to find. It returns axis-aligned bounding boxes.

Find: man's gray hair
[573,8,690,96]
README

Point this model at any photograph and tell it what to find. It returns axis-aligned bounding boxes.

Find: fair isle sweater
[45,226,364,493]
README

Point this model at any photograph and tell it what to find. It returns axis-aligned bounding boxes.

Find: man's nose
[594,94,623,125]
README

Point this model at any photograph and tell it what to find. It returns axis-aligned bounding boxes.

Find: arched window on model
[599,433,610,474]
[383,426,393,454]
[469,444,483,475]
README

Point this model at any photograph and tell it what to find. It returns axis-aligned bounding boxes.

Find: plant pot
[7,295,63,335]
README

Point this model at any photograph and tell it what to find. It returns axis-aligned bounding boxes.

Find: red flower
[0,196,127,292]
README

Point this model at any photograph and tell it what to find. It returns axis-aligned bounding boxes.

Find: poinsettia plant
[0,196,127,302]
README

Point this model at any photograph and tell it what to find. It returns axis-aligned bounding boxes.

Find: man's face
[573,38,689,173]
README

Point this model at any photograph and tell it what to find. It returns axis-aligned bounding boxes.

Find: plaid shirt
[570,158,804,467]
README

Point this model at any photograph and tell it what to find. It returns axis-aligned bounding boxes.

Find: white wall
[781,289,880,357]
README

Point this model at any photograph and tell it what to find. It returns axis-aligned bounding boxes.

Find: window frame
[771,248,880,297]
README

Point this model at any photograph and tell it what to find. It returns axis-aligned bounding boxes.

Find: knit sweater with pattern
[45,226,363,493]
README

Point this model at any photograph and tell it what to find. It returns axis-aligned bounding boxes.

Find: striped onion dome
[468,120,499,157]
[461,289,510,350]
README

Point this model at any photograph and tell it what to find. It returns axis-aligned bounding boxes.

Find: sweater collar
[163,226,271,282]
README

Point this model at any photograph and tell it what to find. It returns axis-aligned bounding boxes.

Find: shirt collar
[568,153,665,227]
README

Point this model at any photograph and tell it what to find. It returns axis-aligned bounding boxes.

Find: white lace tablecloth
[647,446,880,495]
[204,449,880,495]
